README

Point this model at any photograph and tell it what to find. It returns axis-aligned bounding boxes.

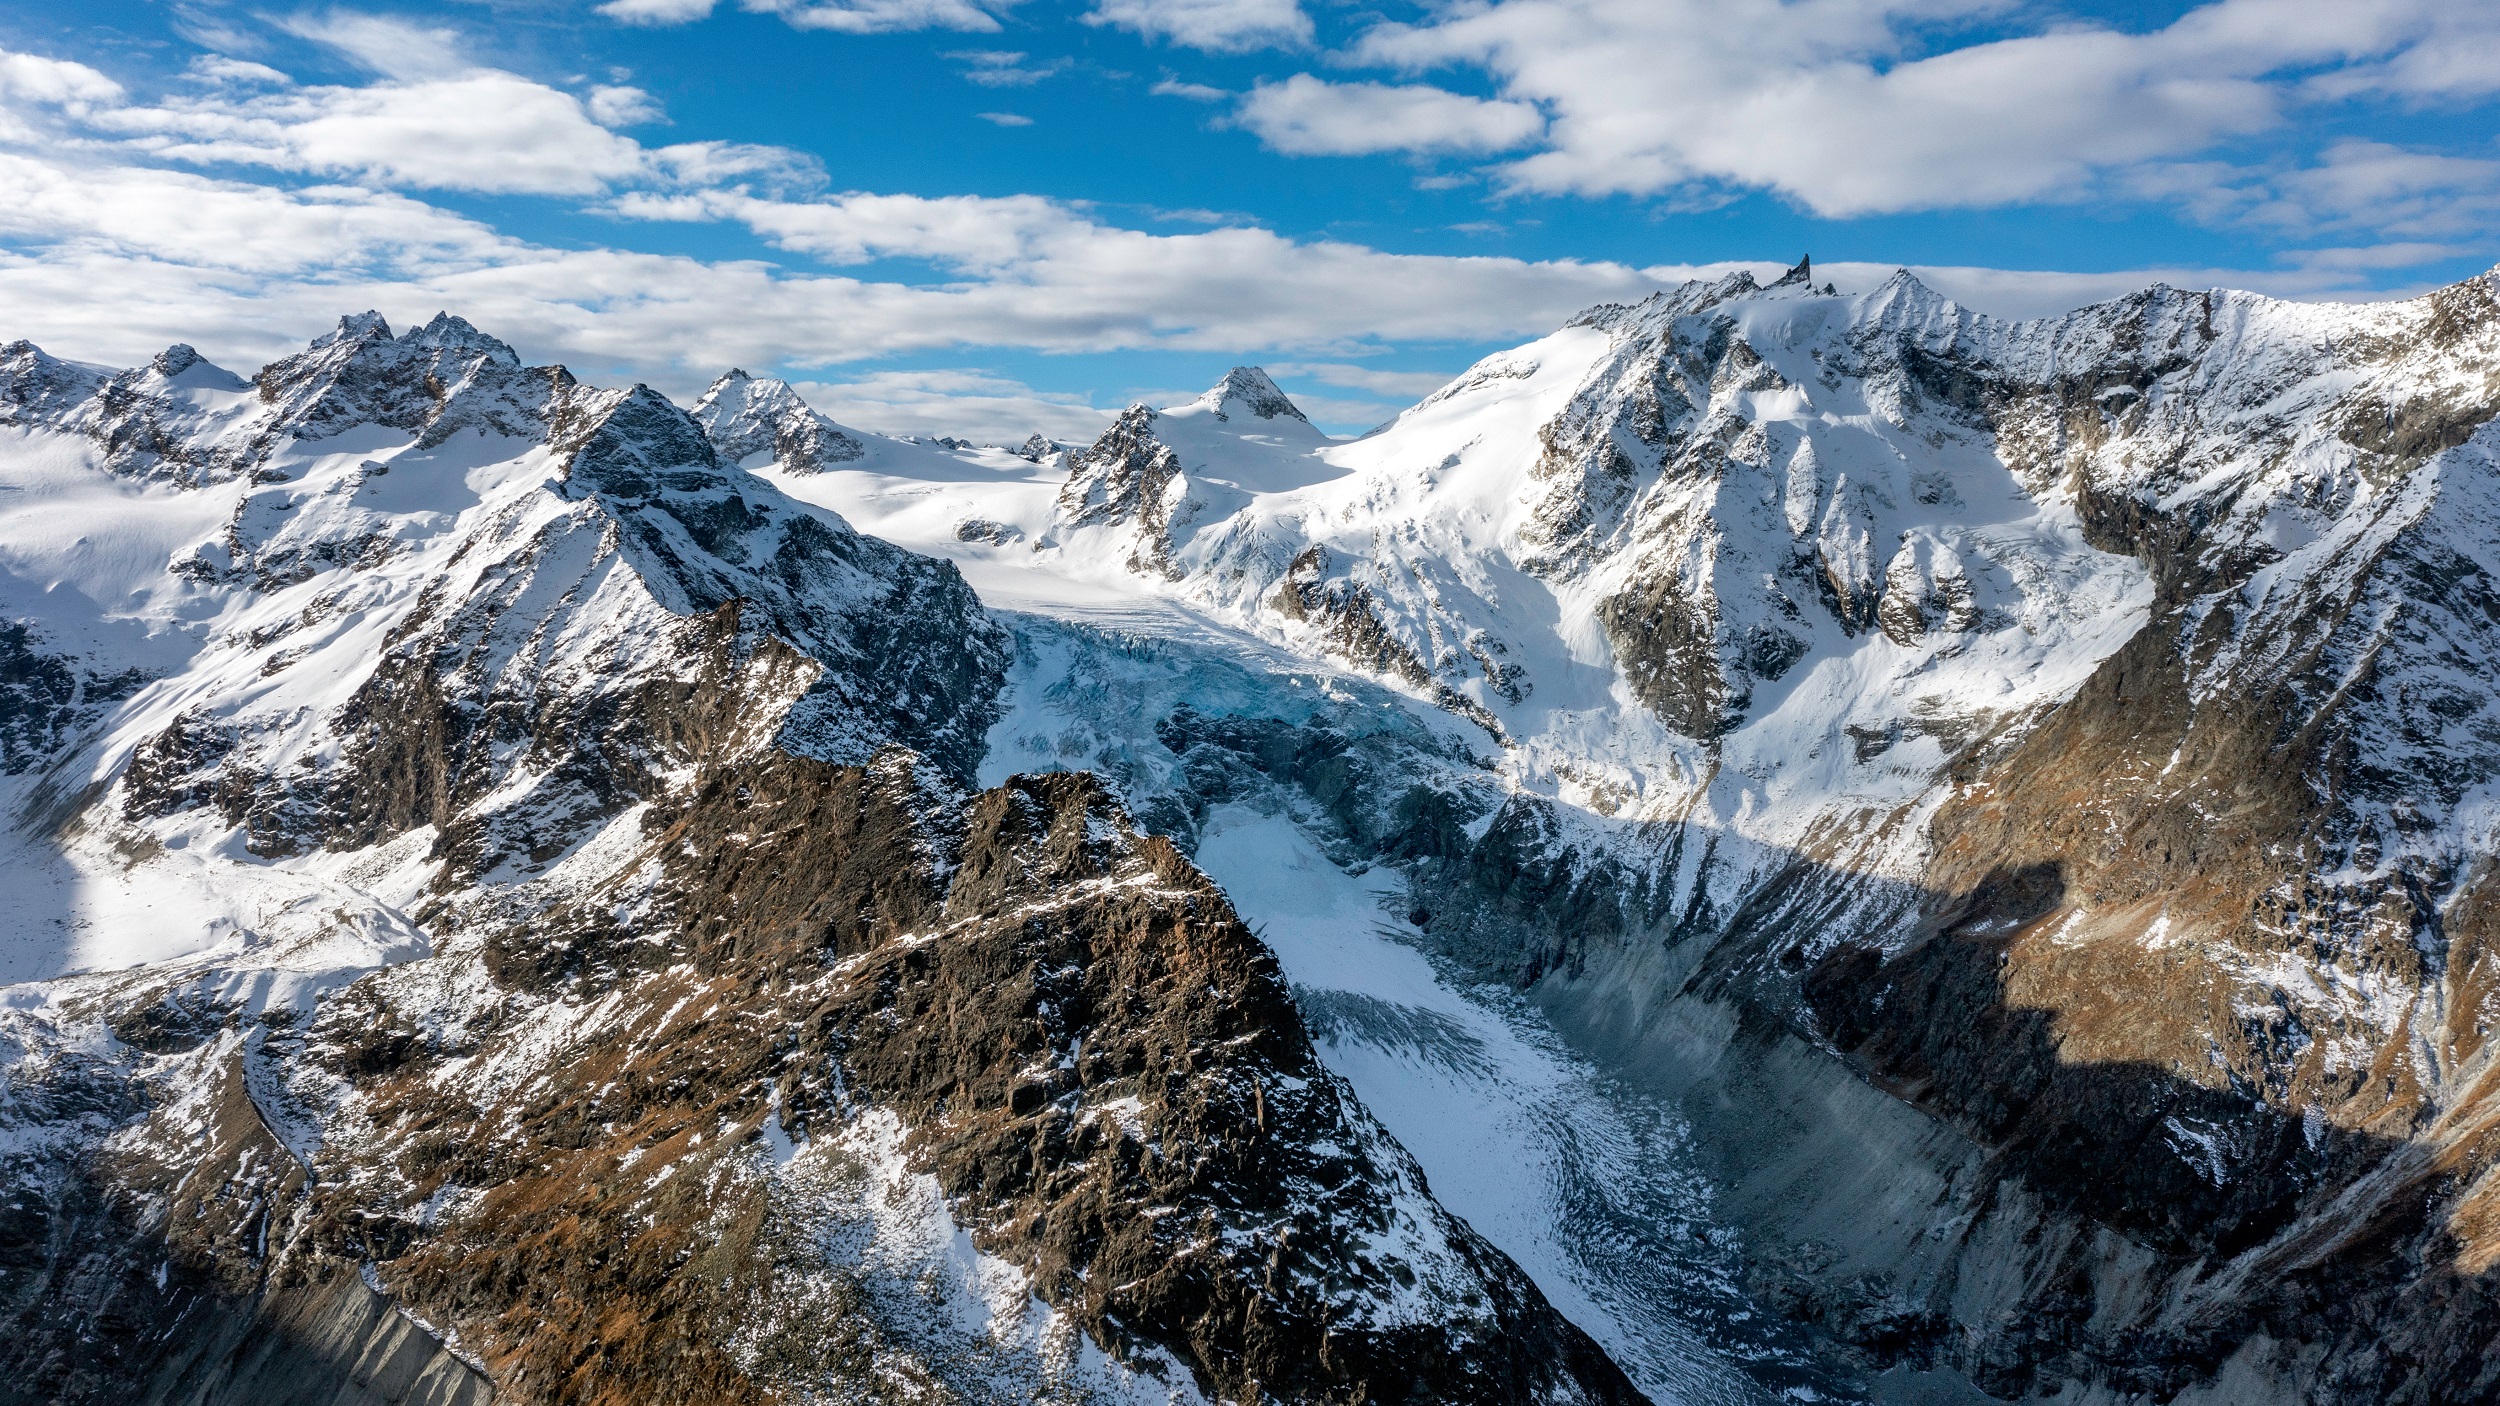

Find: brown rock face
[1056,404,1189,579]
[282,756,1644,1406]
[9,754,1642,1406]
[1758,279,2500,1398]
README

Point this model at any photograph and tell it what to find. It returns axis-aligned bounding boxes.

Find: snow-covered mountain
[755,260,2500,1404]
[0,314,1638,1406]
[8,261,2500,1406]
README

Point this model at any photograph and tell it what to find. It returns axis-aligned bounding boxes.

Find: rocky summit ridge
[4,264,2500,1406]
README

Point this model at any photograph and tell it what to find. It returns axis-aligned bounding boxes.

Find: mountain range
[4,255,2499,1404]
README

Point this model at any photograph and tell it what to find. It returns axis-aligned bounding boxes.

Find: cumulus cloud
[793,368,1114,440]
[1234,76,1543,156]
[0,50,125,112]
[1088,0,1311,52]
[597,0,724,23]
[2118,140,2500,241]
[185,56,293,88]
[274,11,469,80]
[0,48,1675,375]
[1324,0,2500,223]
[0,39,2447,412]
[596,0,1008,30]
[99,73,652,195]
[588,85,666,127]
[1268,361,1462,398]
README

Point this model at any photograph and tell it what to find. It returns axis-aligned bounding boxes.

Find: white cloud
[747,0,1009,34]
[2127,141,2500,239]
[588,85,666,127]
[646,140,824,190]
[615,188,1077,269]
[2279,242,2467,272]
[1234,76,1543,156]
[1269,361,1460,398]
[793,369,1113,440]
[596,0,1008,30]
[0,52,1674,376]
[185,56,293,88]
[101,73,652,195]
[977,111,1035,126]
[0,151,506,277]
[1335,0,2500,219]
[1088,0,1311,52]
[1149,77,1228,102]
[946,50,1071,86]
[597,0,724,23]
[0,39,2458,421]
[274,11,468,80]
[0,50,125,113]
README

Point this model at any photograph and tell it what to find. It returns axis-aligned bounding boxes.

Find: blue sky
[1,0,2494,436]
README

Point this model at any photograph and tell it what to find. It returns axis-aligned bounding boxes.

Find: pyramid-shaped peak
[401,311,520,367]
[694,367,810,419]
[309,310,392,351]
[690,369,866,473]
[1769,254,1812,289]
[1196,366,1308,424]
[147,342,247,390]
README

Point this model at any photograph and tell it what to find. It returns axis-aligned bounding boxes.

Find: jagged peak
[1769,254,1813,288]
[561,382,724,497]
[144,343,249,392]
[0,338,77,371]
[1854,266,1962,321]
[1071,403,1169,465]
[1690,268,1762,311]
[1193,367,1308,424]
[690,367,868,473]
[694,366,813,415]
[307,310,392,351]
[1572,268,1768,334]
[399,311,520,368]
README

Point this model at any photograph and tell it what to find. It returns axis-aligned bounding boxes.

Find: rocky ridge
[794,263,2500,1402]
[0,315,1643,1405]
[13,257,2500,1406]
[692,368,869,475]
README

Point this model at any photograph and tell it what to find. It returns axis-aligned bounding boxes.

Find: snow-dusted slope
[0,314,1651,1406]
[754,263,2500,1405]
[11,259,2500,1406]
[765,275,2153,880]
